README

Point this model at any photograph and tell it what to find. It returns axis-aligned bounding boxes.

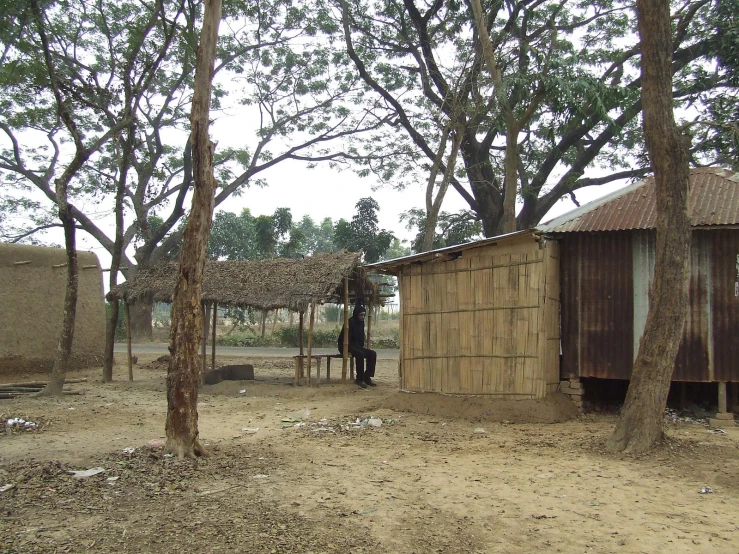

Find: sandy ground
[2,355,739,553]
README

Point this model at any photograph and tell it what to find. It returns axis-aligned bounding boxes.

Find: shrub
[274,326,340,348]
[372,328,399,349]
[216,334,279,347]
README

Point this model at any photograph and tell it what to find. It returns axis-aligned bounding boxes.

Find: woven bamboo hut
[0,243,105,375]
[107,251,379,384]
[367,230,560,399]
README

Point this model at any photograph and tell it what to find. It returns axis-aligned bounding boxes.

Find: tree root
[164,437,211,459]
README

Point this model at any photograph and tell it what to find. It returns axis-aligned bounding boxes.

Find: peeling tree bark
[165,0,222,459]
[606,0,691,454]
[41,193,78,396]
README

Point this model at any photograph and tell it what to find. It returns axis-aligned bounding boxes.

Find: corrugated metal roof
[539,167,739,233]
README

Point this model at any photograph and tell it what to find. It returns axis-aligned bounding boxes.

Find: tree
[10,0,135,395]
[338,0,737,236]
[1,0,397,339]
[402,208,483,253]
[165,0,221,459]
[333,197,394,263]
[606,0,691,454]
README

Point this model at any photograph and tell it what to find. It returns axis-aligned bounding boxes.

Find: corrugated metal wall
[560,229,739,382]
[560,233,633,379]
[710,230,739,382]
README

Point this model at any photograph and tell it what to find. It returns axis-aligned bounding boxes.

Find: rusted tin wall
[560,232,633,379]
[560,229,739,382]
[710,230,739,382]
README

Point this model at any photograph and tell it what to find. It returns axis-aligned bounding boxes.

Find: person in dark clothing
[337,303,377,388]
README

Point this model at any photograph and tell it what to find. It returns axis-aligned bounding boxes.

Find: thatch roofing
[106,251,379,312]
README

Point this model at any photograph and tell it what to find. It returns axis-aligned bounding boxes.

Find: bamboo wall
[397,236,560,399]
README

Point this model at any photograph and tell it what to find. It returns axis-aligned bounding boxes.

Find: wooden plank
[211,302,217,372]
[307,301,316,386]
[342,276,349,384]
[125,301,133,382]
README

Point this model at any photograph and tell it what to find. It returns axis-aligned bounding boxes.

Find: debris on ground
[664,408,709,426]
[69,467,106,479]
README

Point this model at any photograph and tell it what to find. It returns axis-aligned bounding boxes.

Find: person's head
[353,305,366,320]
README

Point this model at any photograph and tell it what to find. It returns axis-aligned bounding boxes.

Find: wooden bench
[324,353,354,382]
[292,353,354,386]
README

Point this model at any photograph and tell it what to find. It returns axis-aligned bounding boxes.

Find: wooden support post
[211,302,217,372]
[125,301,133,382]
[397,276,404,388]
[299,310,305,379]
[366,301,373,349]
[201,302,209,375]
[342,276,350,384]
[307,301,316,386]
[718,381,728,413]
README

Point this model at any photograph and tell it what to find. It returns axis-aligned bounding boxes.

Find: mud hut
[367,230,561,399]
[107,251,379,384]
[0,243,105,375]
[539,167,739,413]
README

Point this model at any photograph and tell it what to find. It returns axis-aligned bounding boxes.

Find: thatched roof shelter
[107,251,379,312]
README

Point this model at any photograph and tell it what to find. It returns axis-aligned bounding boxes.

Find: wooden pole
[307,301,316,386]
[366,301,373,349]
[342,276,350,384]
[211,302,217,371]
[125,301,133,382]
[298,309,305,379]
[397,274,404,388]
[201,302,209,375]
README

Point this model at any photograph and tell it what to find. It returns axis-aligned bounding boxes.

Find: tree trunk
[606,0,691,454]
[271,309,279,336]
[40,193,78,396]
[422,126,463,252]
[103,124,133,382]
[165,0,221,459]
[459,137,503,237]
[103,300,119,382]
[501,125,519,234]
[128,296,153,341]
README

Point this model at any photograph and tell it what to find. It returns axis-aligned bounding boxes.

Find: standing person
[337,302,377,388]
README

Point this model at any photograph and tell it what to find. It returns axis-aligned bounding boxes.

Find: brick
[567,388,584,397]
[569,382,584,390]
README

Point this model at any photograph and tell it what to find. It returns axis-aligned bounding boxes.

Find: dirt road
[2,355,738,553]
[114,342,400,359]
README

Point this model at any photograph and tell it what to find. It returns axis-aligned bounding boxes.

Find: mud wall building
[0,243,105,375]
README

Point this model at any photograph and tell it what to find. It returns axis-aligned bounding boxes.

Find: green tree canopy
[339,0,738,235]
[333,197,394,263]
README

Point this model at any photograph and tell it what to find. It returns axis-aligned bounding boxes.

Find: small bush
[372,328,399,349]
[216,334,279,347]
[274,326,340,348]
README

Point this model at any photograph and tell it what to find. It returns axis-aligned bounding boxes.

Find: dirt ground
[2,355,739,554]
